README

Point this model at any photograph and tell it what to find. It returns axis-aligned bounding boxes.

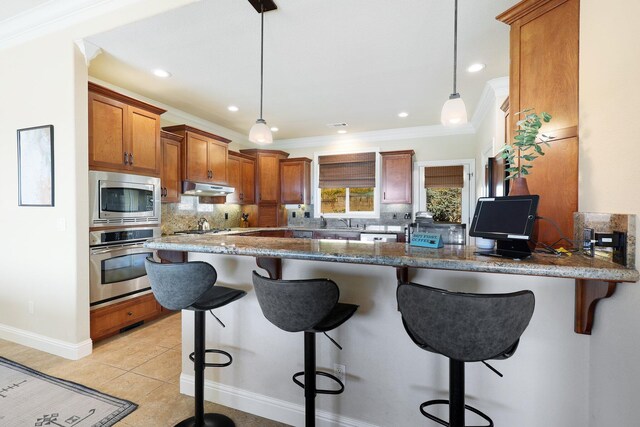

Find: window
[415,160,475,228]
[317,152,378,217]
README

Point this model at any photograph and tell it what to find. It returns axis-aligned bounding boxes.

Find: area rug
[0,356,137,426]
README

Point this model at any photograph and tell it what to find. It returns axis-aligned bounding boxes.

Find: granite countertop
[145,234,640,283]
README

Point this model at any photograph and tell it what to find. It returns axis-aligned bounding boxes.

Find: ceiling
[82,0,514,140]
[0,0,50,22]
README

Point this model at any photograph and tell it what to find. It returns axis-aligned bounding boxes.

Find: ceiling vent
[326,123,348,128]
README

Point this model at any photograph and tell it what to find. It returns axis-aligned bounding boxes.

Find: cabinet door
[281,161,304,204]
[257,204,278,227]
[257,154,280,203]
[241,158,256,204]
[184,133,210,182]
[226,155,241,204]
[129,106,161,176]
[161,138,181,203]
[208,140,228,184]
[381,154,413,204]
[89,92,128,171]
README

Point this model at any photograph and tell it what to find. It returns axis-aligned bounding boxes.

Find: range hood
[182,181,235,197]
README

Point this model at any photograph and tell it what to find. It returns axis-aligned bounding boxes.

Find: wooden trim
[240,148,290,158]
[88,82,166,115]
[380,150,415,157]
[162,124,231,144]
[229,150,257,161]
[575,279,617,335]
[496,0,568,25]
[500,97,510,113]
[160,130,184,142]
[280,157,312,164]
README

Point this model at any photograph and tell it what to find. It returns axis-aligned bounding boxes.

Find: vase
[508,177,530,196]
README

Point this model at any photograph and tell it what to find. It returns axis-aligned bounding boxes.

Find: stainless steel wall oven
[89,227,160,307]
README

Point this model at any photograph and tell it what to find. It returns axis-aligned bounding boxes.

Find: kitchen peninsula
[144,232,638,426]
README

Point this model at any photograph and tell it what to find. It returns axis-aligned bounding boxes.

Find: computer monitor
[469,195,540,258]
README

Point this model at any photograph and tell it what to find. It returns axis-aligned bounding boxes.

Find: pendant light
[249,1,273,144]
[441,0,468,126]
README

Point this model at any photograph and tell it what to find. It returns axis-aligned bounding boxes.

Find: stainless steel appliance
[89,227,160,307]
[89,171,161,227]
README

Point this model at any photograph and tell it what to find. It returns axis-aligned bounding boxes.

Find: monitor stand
[476,239,533,259]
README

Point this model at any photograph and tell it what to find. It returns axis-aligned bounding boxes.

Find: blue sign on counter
[410,232,444,248]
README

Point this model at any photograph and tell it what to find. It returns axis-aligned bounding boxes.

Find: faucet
[197,217,210,231]
[320,215,327,229]
[338,218,352,228]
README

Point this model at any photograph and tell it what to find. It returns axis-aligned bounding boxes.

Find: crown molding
[75,39,102,66]
[470,76,509,129]
[270,123,476,150]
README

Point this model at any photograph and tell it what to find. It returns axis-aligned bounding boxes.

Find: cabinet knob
[129,153,133,165]
[123,152,129,165]
[127,311,133,316]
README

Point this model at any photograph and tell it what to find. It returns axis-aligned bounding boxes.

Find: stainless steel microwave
[89,171,161,227]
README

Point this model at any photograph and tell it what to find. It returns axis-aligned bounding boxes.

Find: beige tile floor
[0,312,290,427]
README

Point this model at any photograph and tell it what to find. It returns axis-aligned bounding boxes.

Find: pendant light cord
[453,0,458,95]
[259,1,265,120]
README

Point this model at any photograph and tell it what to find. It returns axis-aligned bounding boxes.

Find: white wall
[580,1,640,426]
[0,0,198,359]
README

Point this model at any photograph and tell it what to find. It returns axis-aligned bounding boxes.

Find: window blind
[424,165,464,188]
[318,152,376,188]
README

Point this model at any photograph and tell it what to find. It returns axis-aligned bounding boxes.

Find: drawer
[90,293,163,341]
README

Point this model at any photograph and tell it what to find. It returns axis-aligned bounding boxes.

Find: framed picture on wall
[17,124,55,207]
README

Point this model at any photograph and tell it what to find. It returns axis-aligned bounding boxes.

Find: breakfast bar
[146,233,638,335]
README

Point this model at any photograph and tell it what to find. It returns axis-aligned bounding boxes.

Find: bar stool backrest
[145,258,217,310]
[397,282,535,362]
[252,271,339,332]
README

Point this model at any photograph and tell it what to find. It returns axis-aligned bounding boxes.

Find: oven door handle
[90,242,147,255]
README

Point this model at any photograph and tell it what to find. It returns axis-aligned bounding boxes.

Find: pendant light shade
[249,2,273,144]
[441,0,468,127]
[249,119,273,145]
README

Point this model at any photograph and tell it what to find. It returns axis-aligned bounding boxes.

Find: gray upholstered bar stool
[145,258,246,427]
[252,271,358,427]
[397,282,535,427]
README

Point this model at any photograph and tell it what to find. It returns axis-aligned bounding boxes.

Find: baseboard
[0,323,92,360]
[180,373,380,427]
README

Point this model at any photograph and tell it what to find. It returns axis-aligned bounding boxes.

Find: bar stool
[252,271,358,427]
[397,282,535,427]
[145,258,246,427]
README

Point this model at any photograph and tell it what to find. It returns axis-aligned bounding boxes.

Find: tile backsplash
[161,196,242,235]
[285,203,414,229]
[574,212,636,268]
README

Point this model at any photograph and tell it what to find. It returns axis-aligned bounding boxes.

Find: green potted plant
[500,109,553,195]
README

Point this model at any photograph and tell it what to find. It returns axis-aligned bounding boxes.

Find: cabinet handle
[129,153,133,165]
[383,191,386,200]
[300,194,303,200]
[123,152,128,165]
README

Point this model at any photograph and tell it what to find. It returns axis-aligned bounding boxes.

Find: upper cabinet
[162,125,230,185]
[89,82,165,176]
[227,151,256,205]
[160,130,183,203]
[280,158,312,205]
[380,150,414,204]
[240,149,289,204]
[497,0,579,245]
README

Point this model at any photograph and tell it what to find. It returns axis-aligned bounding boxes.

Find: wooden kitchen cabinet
[227,151,256,205]
[160,130,183,203]
[89,82,165,176]
[241,149,289,204]
[280,157,312,205]
[90,293,169,341]
[497,0,579,245]
[380,150,414,204]
[162,125,230,185]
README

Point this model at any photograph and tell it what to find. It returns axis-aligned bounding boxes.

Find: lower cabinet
[90,293,171,342]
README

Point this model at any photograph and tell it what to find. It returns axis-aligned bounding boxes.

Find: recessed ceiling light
[467,63,486,73]
[398,112,409,118]
[337,130,347,134]
[227,105,239,112]
[270,127,279,132]
[152,69,171,78]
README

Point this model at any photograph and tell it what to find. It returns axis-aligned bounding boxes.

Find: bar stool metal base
[174,413,235,427]
[419,400,493,427]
